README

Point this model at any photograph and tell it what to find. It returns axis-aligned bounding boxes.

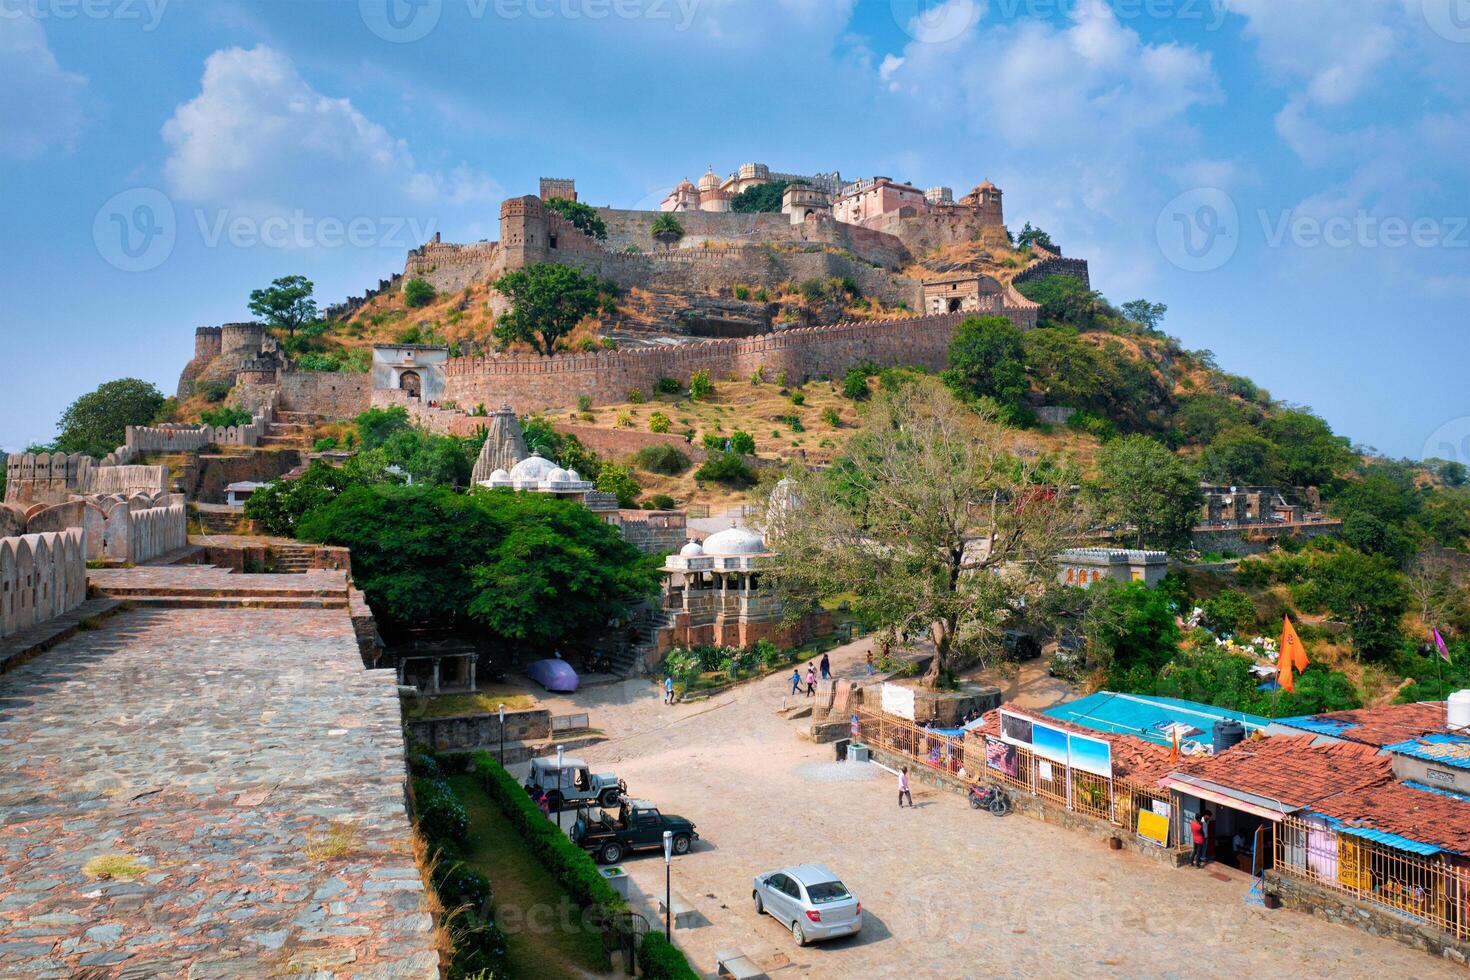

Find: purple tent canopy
[528,658,579,693]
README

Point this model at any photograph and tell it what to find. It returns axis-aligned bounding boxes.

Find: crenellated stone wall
[278,371,372,419]
[443,311,972,412]
[0,529,88,640]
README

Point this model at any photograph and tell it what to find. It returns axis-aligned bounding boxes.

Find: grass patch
[304,819,360,861]
[404,689,537,719]
[83,853,146,880]
[446,774,608,978]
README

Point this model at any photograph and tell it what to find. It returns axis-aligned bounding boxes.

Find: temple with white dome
[654,525,825,651]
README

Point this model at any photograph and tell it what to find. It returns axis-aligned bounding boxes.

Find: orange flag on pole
[1277,615,1308,692]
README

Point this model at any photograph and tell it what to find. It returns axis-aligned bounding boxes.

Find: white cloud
[1224,0,1400,107]
[0,15,85,159]
[162,45,500,217]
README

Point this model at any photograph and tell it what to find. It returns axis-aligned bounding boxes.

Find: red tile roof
[1309,781,1470,855]
[970,708,1177,784]
[1173,734,1393,809]
[1277,702,1449,747]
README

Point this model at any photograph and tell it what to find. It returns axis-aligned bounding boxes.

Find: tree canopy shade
[730,180,792,213]
[403,277,436,308]
[248,274,317,337]
[543,196,607,240]
[1014,274,1113,332]
[1095,435,1203,550]
[491,263,602,355]
[1261,409,1354,486]
[297,484,659,644]
[1014,222,1055,251]
[53,378,164,457]
[768,380,1088,687]
[1120,299,1167,332]
[942,315,1027,413]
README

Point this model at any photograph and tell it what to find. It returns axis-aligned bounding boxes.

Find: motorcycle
[968,784,1012,816]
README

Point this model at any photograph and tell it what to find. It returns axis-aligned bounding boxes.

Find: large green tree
[298,484,658,644]
[942,315,1028,412]
[1262,409,1354,486]
[730,180,792,213]
[1199,426,1275,485]
[53,378,165,457]
[1014,274,1112,331]
[1096,435,1203,550]
[1307,549,1408,661]
[491,263,602,355]
[769,380,1088,687]
[248,274,317,337]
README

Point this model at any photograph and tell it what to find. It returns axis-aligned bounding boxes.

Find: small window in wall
[549,234,558,249]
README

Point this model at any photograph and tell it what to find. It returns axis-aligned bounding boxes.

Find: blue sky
[3,0,1467,460]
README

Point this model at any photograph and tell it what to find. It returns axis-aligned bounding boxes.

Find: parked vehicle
[752,864,862,946]
[527,657,579,692]
[968,784,1012,816]
[572,799,697,865]
[524,755,625,811]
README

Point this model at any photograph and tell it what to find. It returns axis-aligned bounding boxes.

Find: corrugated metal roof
[1305,811,1444,856]
[1044,692,1271,750]
[1383,732,1470,770]
[1274,714,1356,735]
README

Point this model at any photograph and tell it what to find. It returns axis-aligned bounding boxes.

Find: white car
[752,864,862,945]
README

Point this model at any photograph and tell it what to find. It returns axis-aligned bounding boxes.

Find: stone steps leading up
[115,595,350,610]
[100,584,346,599]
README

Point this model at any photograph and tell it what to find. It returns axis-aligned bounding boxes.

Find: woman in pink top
[898,766,912,808]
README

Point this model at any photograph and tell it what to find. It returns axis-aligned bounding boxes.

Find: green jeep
[570,799,698,865]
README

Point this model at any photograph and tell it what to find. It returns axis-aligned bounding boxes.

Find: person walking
[819,652,831,681]
[805,663,816,697]
[866,651,874,676]
[898,766,912,808]
[1189,811,1208,867]
[790,667,802,696]
[664,674,675,705]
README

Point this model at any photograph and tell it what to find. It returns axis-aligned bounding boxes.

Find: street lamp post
[498,703,506,766]
[556,744,565,832]
[662,830,673,940]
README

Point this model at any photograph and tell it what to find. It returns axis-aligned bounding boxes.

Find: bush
[842,367,870,400]
[199,406,253,428]
[403,277,436,308]
[577,394,593,412]
[313,436,338,452]
[728,430,755,455]
[595,462,641,507]
[628,388,645,404]
[638,932,700,980]
[689,369,713,401]
[395,324,424,345]
[655,376,681,394]
[414,776,469,848]
[1201,589,1257,636]
[433,861,492,912]
[695,452,755,487]
[294,352,342,373]
[779,413,804,432]
[789,391,805,406]
[473,753,625,913]
[648,411,672,433]
[631,444,690,475]
[822,407,841,428]
[649,493,676,510]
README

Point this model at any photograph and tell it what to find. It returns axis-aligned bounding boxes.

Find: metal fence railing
[852,709,1180,848]
[1275,815,1470,940]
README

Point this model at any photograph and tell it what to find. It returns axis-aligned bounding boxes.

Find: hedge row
[637,932,700,980]
[473,752,626,913]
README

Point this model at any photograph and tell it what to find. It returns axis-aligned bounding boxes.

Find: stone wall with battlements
[0,529,88,640]
[277,370,372,419]
[443,311,974,412]
[1014,250,1091,290]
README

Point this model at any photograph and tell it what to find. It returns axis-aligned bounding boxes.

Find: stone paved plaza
[0,606,436,977]
[530,641,1467,979]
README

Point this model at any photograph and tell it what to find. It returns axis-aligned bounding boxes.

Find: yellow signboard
[1136,809,1170,847]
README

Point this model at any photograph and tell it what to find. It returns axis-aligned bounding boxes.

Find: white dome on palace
[509,455,556,480]
[547,467,573,483]
[566,469,580,483]
[698,169,720,192]
[679,540,705,558]
[702,526,766,556]
[488,468,511,484]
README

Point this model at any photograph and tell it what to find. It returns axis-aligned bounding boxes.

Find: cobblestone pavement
[539,640,1465,979]
[0,607,437,978]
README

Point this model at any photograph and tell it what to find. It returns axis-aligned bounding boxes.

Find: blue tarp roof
[1403,780,1470,802]
[1042,692,1272,750]
[1272,713,1358,736]
[1383,732,1470,771]
[1305,810,1445,856]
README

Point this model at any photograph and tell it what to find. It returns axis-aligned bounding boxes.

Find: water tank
[1213,720,1246,754]
[1449,690,1470,732]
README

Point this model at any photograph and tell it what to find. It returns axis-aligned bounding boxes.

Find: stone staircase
[89,565,351,610]
[258,419,311,449]
[193,506,248,535]
[270,543,318,573]
[613,606,676,677]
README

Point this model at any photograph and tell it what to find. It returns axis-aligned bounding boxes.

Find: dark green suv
[571,799,698,864]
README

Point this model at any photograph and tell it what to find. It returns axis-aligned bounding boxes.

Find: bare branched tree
[767,380,1092,687]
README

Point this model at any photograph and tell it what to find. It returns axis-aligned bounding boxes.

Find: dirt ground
[522,639,1463,979]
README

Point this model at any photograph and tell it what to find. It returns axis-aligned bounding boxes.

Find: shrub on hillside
[648,411,672,433]
[842,367,870,400]
[631,444,690,475]
[403,277,436,308]
[199,406,252,429]
[689,369,713,401]
[648,493,676,510]
[696,452,755,487]
[655,376,681,394]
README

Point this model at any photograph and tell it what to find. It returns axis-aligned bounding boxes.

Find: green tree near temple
[491,263,602,355]
[1095,435,1203,550]
[543,197,608,240]
[248,274,317,338]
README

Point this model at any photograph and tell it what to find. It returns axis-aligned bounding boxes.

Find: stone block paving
[88,566,349,597]
[0,606,437,978]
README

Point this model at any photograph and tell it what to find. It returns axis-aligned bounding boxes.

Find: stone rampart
[3,453,93,506]
[0,529,87,640]
[444,311,971,412]
[1014,253,1091,290]
[278,371,372,419]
